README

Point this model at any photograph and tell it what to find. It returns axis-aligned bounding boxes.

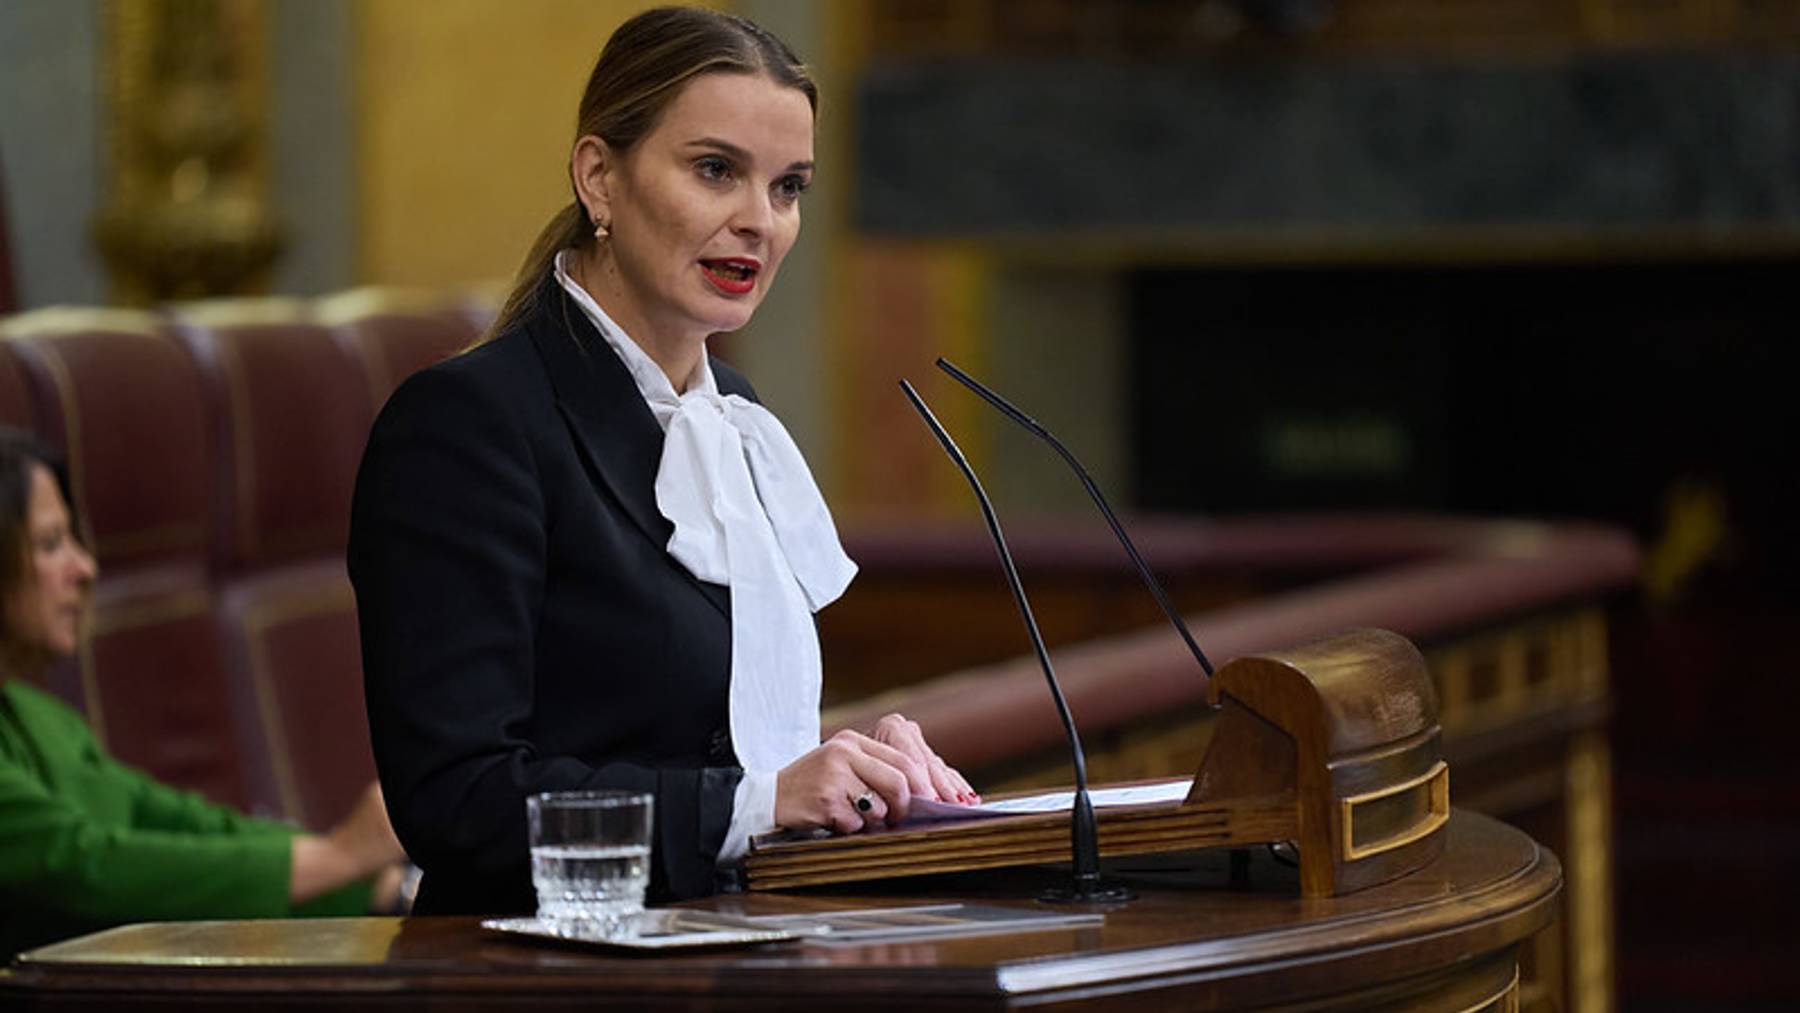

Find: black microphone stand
[935,357,1216,681]
[900,380,1132,905]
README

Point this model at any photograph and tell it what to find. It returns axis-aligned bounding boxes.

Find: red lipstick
[700,258,760,295]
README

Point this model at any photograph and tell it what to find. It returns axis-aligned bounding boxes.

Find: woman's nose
[71,544,98,584]
[731,190,774,238]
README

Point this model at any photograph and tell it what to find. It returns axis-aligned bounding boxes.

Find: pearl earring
[593,218,611,241]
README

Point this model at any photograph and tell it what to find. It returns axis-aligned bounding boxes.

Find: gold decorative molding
[95,0,280,305]
[1449,964,1519,1013]
[1339,760,1450,862]
[1424,609,1611,740]
[1566,730,1616,1013]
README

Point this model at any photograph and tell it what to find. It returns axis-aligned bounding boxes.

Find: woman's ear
[571,134,615,230]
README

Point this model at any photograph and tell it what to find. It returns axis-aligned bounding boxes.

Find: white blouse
[552,252,856,862]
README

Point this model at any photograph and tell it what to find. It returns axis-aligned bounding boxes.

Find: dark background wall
[857,56,1800,234]
[855,23,1800,1012]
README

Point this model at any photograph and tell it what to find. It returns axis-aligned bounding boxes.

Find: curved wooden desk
[2,813,1556,1012]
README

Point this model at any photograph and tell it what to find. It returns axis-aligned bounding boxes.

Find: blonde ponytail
[478,202,588,346]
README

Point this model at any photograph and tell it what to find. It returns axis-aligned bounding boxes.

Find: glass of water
[527,790,653,938]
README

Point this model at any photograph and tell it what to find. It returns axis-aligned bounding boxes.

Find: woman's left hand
[870,713,979,805]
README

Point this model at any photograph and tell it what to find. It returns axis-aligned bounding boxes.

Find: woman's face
[3,464,96,660]
[589,72,814,347]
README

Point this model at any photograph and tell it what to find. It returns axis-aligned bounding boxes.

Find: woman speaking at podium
[349,7,973,915]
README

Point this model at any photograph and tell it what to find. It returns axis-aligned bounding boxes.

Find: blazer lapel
[524,283,731,620]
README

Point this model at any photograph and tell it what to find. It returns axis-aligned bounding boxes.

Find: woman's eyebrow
[686,137,813,174]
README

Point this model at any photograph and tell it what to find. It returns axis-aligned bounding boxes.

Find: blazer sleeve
[349,362,739,906]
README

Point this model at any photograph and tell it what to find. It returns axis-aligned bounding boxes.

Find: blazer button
[708,727,737,766]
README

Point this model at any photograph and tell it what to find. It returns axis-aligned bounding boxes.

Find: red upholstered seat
[316,288,479,411]
[0,308,251,811]
[1,310,210,567]
[175,292,495,828]
[0,342,32,430]
[171,300,374,570]
[171,300,381,828]
[212,560,371,829]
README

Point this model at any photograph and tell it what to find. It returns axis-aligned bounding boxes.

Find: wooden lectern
[747,628,1450,897]
[3,629,1557,1012]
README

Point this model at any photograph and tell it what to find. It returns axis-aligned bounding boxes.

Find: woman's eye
[774,175,810,204]
[695,156,733,183]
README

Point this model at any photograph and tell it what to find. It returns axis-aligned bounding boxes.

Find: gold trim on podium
[1341,759,1449,861]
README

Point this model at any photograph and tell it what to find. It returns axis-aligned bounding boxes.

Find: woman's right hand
[289,782,408,905]
[329,782,407,872]
[774,730,934,834]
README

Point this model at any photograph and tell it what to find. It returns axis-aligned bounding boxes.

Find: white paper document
[906,778,1193,824]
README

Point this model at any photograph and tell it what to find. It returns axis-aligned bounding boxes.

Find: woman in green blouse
[0,428,405,958]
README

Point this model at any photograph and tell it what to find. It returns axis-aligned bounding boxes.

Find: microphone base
[1037,882,1136,905]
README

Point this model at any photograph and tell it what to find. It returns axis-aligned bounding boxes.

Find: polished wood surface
[1,812,1557,1011]
[745,783,1296,891]
[1195,627,1446,897]
[752,629,1449,898]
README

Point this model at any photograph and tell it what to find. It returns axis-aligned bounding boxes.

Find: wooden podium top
[0,812,1558,1012]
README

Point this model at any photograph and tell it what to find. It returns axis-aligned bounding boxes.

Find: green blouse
[0,679,368,958]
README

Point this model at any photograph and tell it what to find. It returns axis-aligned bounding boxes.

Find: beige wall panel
[354,0,721,288]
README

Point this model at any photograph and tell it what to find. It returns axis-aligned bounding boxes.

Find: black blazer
[349,280,752,915]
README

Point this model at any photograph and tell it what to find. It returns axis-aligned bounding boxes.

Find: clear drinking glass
[527,790,654,937]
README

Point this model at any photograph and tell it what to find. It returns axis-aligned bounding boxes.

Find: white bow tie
[553,254,855,773]
[655,388,855,771]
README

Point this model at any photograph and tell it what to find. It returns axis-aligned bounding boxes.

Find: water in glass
[527,790,653,937]
[530,842,650,927]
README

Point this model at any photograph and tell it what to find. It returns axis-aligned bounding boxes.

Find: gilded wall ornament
[94,0,279,304]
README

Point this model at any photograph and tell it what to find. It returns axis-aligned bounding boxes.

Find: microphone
[934,357,1216,680]
[899,379,1131,904]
